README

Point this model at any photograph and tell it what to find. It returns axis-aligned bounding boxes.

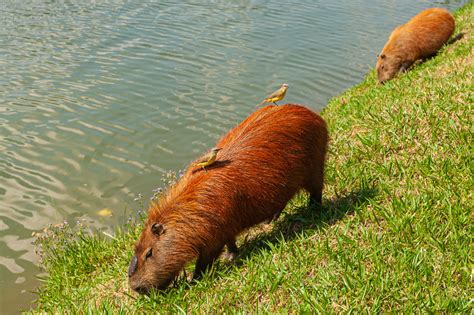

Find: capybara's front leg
[399,60,414,73]
[194,245,224,280]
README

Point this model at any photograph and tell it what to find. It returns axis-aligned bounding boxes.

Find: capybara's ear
[151,222,165,236]
[380,54,386,59]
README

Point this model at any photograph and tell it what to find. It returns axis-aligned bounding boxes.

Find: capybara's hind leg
[194,245,224,280]
[308,174,323,206]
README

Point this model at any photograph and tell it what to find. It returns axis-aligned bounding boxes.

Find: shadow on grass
[234,186,378,263]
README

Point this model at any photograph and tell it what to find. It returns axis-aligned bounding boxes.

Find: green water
[0,0,467,312]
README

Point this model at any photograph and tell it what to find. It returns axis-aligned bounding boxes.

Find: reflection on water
[0,0,467,312]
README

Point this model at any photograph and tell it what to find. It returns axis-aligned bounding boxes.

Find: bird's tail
[257,99,267,107]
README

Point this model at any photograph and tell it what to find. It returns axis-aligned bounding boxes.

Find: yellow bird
[258,83,289,106]
[194,147,222,171]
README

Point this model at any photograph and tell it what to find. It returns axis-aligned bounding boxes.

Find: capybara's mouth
[132,279,173,295]
[133,285,165,295]
[133,286,150,295]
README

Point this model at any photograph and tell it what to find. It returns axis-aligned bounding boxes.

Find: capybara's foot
[309,193,322,209]
[310,192,322,204]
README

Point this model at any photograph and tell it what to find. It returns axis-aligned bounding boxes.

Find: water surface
[0,0,467,312]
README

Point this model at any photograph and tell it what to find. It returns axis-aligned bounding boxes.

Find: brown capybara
[128,104,328,293]
[376,8,455,83]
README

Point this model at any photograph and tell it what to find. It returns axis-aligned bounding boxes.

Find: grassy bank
[31,3,472,313]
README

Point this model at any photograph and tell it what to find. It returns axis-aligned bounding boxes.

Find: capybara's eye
[146,248,153,259]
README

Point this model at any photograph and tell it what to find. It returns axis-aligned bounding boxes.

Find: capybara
[128,104,328,293]
[376,8,455,83]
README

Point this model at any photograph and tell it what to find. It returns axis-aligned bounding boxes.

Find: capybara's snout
[128,255,148,294]
[128,255,138,277]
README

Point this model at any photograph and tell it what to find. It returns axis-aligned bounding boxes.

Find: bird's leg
[202,166,207,173]
[273,102,278,105]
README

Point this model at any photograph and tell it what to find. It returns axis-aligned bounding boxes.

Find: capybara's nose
[128,255,138,277]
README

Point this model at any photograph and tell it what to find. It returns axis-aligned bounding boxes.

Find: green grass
[31,3,473,313]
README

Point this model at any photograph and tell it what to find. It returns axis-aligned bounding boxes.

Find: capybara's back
[376,8,455,83]
[216,104,328,216]
[128,104,328,293]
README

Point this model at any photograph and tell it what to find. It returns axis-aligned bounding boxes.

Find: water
[0,0,467,312]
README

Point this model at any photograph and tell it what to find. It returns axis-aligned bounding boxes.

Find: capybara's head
[128,220,187,294]
[376,53,402,84]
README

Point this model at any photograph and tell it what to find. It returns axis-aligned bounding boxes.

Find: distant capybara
[376,8,455,83]
[128,104,328,293]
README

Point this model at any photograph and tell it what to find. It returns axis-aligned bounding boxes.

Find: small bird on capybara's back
[128,104,328,294]
[376,8,455,84]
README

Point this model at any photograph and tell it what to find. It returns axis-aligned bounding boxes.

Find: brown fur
[376,8,455,83]
[128,104,328,293]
